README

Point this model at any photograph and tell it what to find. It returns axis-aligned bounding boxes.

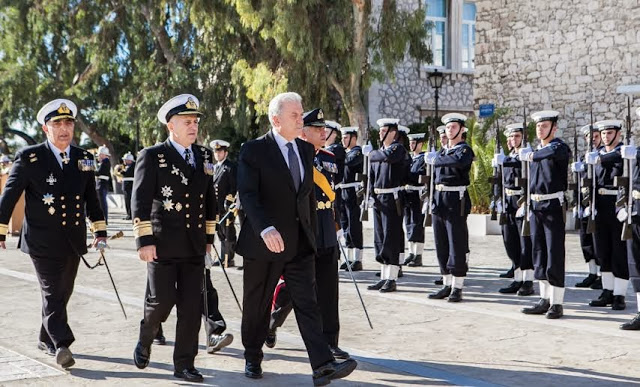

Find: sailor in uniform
[403,133,427,267]
[95,145,111,223]
[210,139,237,268]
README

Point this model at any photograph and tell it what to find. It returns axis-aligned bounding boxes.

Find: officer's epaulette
[318,148,335,157]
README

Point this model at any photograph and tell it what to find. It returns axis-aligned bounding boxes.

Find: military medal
[48,207,55,215]
[171,165,180,175]
[162,199,174,211]
[161,186,173,197]
[180,172,188,185]
[203,162,214,176]
[46,174,57,186]
[175,202,183,212]
[42,193,55,205]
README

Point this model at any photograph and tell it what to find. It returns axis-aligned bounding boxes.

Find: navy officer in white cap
[132,94,218,382]
[518,110,570,319]
[425,113,474,302]
[403,132,427,267]
[0,98,107,369]
[210,139,237,268]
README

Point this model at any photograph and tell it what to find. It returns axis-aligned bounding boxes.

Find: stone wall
[474,0,640,138]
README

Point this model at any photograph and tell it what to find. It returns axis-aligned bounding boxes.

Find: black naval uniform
[132,139,217,372]
[122,161,135,220]
[214,158,237,265]
[500,151,533,280]
[269,148,342,347]
[431,142,474,279]
[326,142,345,238]
[575,151,600,277]
[370,141,408,267]
[404,152,426,246]
[624,149,640,326]
[592,144,628,305]
[528,138,570,288]
[0,142,107,351]
[95,156,111,222]
[339,146,363,250]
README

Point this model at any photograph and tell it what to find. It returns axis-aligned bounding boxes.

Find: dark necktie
[60,152,68,169]
[286,142,301,191]
[184,149,194,169]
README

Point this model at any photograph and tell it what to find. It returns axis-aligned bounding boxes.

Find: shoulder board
[318,148,335,157]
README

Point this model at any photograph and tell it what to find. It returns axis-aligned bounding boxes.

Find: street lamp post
[428,69,445,142]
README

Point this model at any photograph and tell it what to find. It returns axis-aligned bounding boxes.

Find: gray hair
[268,92,302,127]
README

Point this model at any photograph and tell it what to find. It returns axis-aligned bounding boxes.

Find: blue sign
[479,104,495,118]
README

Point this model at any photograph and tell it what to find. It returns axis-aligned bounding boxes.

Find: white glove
[362,142,373,155]
[492,153,505,167]
[205,253,215,269]
[585,151,600,165]
[518,146,533,162]
[571,161,585,173]
[425,151,438,165]
[617,208,628,223]
[583,206,591,219]
[515,204,525,218]
[336,228,344,240]
[621,145,638,160]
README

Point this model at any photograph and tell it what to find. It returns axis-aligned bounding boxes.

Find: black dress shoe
[398,267,404,278]
[575,273,597,288]
[55,347,75,369]
[330,346,350,359]
[589,289,614,307]
[367,280,386,290]
[521,298,550,314]
[434,277,443,285]
[590,276,603,289]
[339,260,351,270]
[612,295,626,310]
[312,358,358,386]
[517,281,535,296]
[350,261,363,271]
[154,326,166,345]
[245,361,263,379]
[174,368,204,382]
[546,304,563,319]
[499,267,515,278]
[237,265,244,270]
[407,255,423,267]
[207,333,233,354]
[428,285,451,299]
[133,342,151,369]
[265,329,277,348]
[448,288,462,302]
[380,280,397,293]
[37,341,55,356]
[499,281,523,294]
[620,312,640,330]
[402,254,416,265]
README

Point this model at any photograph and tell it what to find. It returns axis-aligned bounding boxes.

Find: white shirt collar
[272,128,297,149]
[47,140,71,156]
[169,138,193,158]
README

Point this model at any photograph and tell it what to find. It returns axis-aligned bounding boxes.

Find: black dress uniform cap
[504,123,524,136]
[436,125,446,134]
[580,124,598,137]
[324,120,341,131]
[157,94,202,124]
[303,108,326,127]
[441,113,467,127]
[210,139,231,150]
[408,133,426,142]
[530,110,559,124]
[36,99,77,125]
[376,118,399,128]
[595,119,623,131]
[340,126,358,136]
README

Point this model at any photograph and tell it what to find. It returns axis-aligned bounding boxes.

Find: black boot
[350,261,363,271]
[448,288,462,302]
[367,280,386,290]
[620,312,640,330]
[428,286,451,299]
[612,295,626,310]
[589,289,614,307]
[434,277,443,285]
[340,260,353,270]
[407,255,423,267]
[380,280,397,293]
[517,281,535,296]
[499,267,515,278]
[590,276,603,289]
[499,281,523,294]
[546,304,564,319]
[521,298,550,314]
[398,266,404,278]
[402,254,416,266]
[575,273,597,288]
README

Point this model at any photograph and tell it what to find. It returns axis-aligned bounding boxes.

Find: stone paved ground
[1,208,639,386]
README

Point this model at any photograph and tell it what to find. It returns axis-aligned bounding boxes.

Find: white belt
[403,185,423,192]
[530,191,564,202]
[374,187,403,195]
[597,188,618,196]
[435,184,467,200]
[122,177,134,182]
[335,182,361,189]
[97,176,110,180]
[633,190,640,200]
[505,188,523,196]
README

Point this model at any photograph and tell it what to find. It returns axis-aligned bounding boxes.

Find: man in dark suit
[210,139,237,267]
[131,94,217,383]
[95,145,111,223]
[0,98,107,369]
[237,92,357,385]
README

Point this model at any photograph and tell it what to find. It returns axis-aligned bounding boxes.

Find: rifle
[422,118,436,227]
[570,125,581,230]
[359,124,371,222]
[518,107,531,237]
[490,115,502,221]
[621,97,633,240]
[586,107,596,234]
